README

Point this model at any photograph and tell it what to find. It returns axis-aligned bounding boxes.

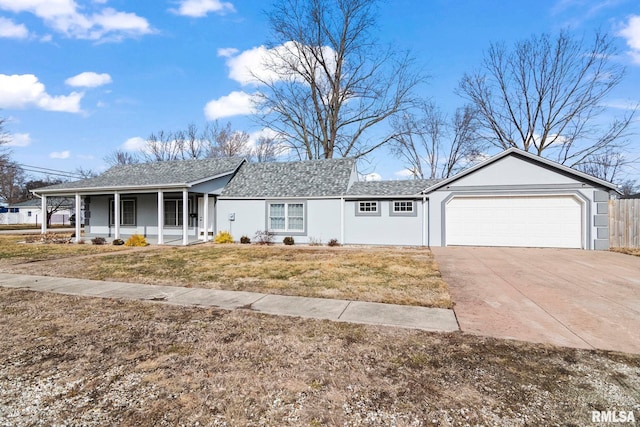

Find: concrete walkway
[0,273,459,333]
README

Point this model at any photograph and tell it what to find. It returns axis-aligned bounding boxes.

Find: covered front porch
[38,189,217,246]
[32,157,245,246]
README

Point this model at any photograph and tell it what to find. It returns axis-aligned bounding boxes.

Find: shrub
[125,234,148,247]
[283,236,295,245]
[240,235,251,244]
[308,236,323,246]
[215,230,234,244]
[328,238,340,247]
[112,239,125,246]
[77,239,85,245]
[254,230,275,245]
[91,237,107,245]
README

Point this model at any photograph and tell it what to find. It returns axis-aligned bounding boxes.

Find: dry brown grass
[611,247,640,257]
[4,243,451,308]
[1,288,638,426]
[0,235,128,265]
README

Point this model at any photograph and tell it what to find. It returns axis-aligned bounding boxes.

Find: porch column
[114,191,120,240]
[203,193,209,242]
[340,197,345,244]
[157,191,164,245]
[40,194,47,235]
[422,196,427,247]
[74,193,81,243]
[182,189,189,246]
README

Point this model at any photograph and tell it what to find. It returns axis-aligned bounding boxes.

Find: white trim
[157,191,164,245]
[340,197,345,244]
[114,192,120,240]
[182,189,189,246]
[40,194,47,234]
[203,193,209,242]
[74,193,81,243]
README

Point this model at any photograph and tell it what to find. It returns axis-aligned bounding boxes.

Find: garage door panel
[445,196,582,248]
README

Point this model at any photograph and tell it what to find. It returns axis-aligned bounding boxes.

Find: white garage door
[445,196,583,248]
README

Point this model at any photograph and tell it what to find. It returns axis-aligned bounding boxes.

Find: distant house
[3,199,75,226]
[33,148,618,249]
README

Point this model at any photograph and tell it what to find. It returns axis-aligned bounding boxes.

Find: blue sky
[1,0,639,182]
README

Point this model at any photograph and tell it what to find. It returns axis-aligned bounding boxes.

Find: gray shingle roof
[36,157,245,192]
[222,158,355,197]
[346,179,439,196]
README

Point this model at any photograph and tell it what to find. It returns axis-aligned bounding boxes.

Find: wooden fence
[609,199,640,248]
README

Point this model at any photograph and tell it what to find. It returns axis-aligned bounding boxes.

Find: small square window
[358,201,378,213]
[393,201,413,213]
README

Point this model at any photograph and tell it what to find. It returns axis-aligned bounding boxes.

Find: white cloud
[172,0,235,17]
[0,17,28,38]
[247,127,289,157]
[0,74,83,113]
[6,132,31,147]
[121,136,146,151]
[618,14,640,64]
[221,42,337,87]
[0,0,153,41]
[50,150,71,159]
[360,173,381,182]
[394,169,415,178]
[204,90,257,120]
[65,71,112,88]
[217,47,238,57]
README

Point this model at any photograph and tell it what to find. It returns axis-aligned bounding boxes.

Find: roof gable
[222,158,356,198]
[36,157,245,193]
[425,148,619,193]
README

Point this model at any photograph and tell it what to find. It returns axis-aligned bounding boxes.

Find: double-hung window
[110,199,136,226]
[164,200,184,227]
[268,202,305,232]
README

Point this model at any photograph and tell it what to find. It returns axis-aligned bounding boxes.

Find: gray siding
[344,199,424,246]
[217,198,342,244]
[86,193,196,237]
[426,154,611,250]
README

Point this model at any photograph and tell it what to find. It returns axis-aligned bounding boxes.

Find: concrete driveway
[431,246,640,354]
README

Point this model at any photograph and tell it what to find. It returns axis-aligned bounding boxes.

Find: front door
[197,197,215,240]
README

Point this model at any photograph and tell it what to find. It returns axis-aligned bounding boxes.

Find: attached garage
[445,195,583,248]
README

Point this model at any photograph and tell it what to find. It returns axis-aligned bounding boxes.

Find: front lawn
[1,288,638,426]
[0,235,129,264]
[2,241,451,308]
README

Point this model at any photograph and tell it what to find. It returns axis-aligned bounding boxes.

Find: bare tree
[184,123,205,160]
[143,130,183,162]
[202,122,250,158]
[257,0,423,160]
[458,30,636,181]
[618,179,639,196]
[390,103,483,179]
[103,149,140,167]
[74,167,98,179]
[0,161,25,205]
[251,136,284,163]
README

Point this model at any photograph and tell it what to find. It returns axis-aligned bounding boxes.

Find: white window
[393,201,414,213]
[268,202,305,232]
[110,199,136,226]
[358,201,378,213]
